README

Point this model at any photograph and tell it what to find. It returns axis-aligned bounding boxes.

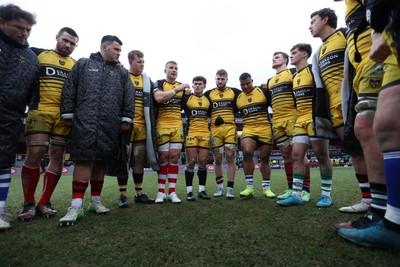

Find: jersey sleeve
[153,79,164,93]
[181,93,189,110]
[149,78,156,90]
[232,87,241,114]
[365,0,392,33]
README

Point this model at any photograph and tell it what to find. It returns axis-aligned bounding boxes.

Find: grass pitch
[1,167,399,266]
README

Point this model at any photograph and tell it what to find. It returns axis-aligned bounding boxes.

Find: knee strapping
[50,138,67,147]
[355,98,377,115]
[276,136,291,149]
[212,146,224,154]
[185,167,195,172]
[224,144,237,151]
[133,145,146,156]
[26,140,49,147]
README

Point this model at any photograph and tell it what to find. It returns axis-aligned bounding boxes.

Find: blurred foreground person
[337,0,400,251]
[0,4,39,230]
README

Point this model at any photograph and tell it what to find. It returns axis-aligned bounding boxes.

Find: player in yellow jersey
[310,8,370,213]
[277,43,333,208]
[110,50,155,207]
[19,27,79,220]
[236,73,276,199]
[263,52,312,202]
[204,69,241,199]
[182,76,212,201]
[153,61,190,204]
[337,0,400,251]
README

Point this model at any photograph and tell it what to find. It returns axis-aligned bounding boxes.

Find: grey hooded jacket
[61,52,134,161]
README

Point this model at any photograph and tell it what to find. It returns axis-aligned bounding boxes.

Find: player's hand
[63,119,73,127]
[184,88,192,95]
[120,122,130,131]
[370,32,391,64]
[177,83,190,92]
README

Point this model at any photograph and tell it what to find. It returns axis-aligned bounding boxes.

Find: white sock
[91,196,101,203]
[71,198,83,208]
[0,201,5,214]
[187,186,193,194]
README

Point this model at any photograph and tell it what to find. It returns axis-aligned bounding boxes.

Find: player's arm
[203,89,211,101]
[365,0,392,34]
[365,0,394,63]
[232,87,241,114]
[260,78,271,90]
[261,87,272,108]
[29,47,46,56]
[61,59,81,124]
[153,80,189,103]
[121,70,134,131]
[181,94,189,114]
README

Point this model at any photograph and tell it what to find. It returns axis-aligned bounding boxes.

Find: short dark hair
[216,69,227,77]
[58,27,79,41]
[101,35,122,45]
[0,3,36,25]
[192,75,207,84]
[239,72,251,81]
[128,50,144,61]
[273,51,289,66]
[165,60,177,68]
[290,43,312,58]
[310,8,338,29]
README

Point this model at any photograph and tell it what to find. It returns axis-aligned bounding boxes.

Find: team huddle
[0,1,400,251]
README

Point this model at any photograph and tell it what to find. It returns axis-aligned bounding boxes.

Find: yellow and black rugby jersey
[236,87,270,126]
[153,79,183,128]
[130,73,145,126]
[345,0,372,70]
[30,48,76,111]
[292,67,314,120]
[182,94,211,133]
[267,69,297,121]
[318,29,346,107]
[204,87,241,126]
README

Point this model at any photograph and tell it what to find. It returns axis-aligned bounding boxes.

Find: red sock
[284,161,293,189]
[167,163,179,194]
[38,171,61,206]
[90,179,104,197]
[21,165,41,203]
[157,163,168,193]
[72,180,89,199]
[356,173,371,202]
